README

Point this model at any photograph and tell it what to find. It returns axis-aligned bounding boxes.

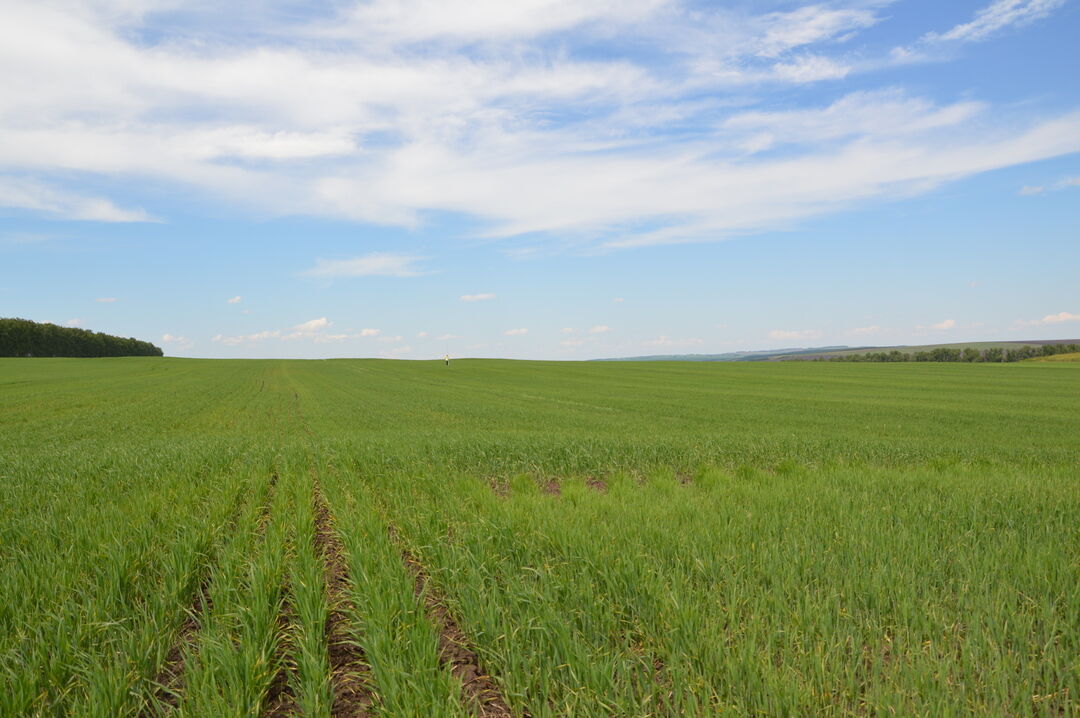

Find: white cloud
[768,329,822,340]
[385,345,412,355]
[753,6,880,59]
[645,335,704,347]
[437,333,461,340]
[161,333,194,349]
[327,0,665,45]
[416,331,429,338]
[1019,185,1045,195]
[95,297,117,303]
[357,328,380,337]
[293,317,330,332]
[560,338,586,347]
[769,55,851,83]
[182,127,356,160]
[227,295,242,303]
[589,325,612,334]
[724,90,985,152]
[1061,177,1080,187]
[0,176,157,222]
[1027,311,1080,325]
[377,335,404,342]
[65,318,83,327]
[560,327,577,334]
[612,297,624,303]
[848,325,882,336]
[925,0,1065,44]
[504,327,528,336]
[212,329,282,345]
[0,1,1077,252]
[304,253,428,278]
[931,319,957,330]
[460,293,496,302]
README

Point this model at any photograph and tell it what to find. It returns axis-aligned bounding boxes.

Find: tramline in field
[1,357,1078,716]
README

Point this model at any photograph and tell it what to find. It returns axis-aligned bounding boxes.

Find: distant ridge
[594,339,1080,362]
[594,346,857,362]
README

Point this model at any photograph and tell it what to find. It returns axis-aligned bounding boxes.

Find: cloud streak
[0,1,1075,251]
[304,254,429,278]
[924,0,1065,44]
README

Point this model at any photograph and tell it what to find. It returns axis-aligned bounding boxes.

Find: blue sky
[1,0,1078,359]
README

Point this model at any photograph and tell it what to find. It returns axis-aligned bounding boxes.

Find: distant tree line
[0,318,163,357]
[827,343,1080,363]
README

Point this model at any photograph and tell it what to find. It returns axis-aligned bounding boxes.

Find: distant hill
[595,339,1080,362]
[594,346,859,362]
[0,318,163,358]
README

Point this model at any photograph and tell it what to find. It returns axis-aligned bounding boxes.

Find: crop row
[2,357,1078,715]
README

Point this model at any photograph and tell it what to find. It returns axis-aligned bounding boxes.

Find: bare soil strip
[262,606,298,718]
[313,486,377,717]
[541,479,561,496]
[585,476,607,493]
[262,470,297,718]
[142,577,212,715]
[395,537,515,718]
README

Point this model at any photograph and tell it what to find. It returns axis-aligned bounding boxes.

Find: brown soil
[262,608,298,717]
[257,470,280,533]
[396,540,515,718]
[676,471,693,486]
[585,476,607,493]
[541,479,561,496]
[259,469,298,718]
[142,578,212,715]
[313,488,376,717]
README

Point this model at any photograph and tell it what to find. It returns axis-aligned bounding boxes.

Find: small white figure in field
[444,353,449,366]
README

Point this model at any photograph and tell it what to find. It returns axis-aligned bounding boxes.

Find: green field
[1030,352,1080,363]
[2,358,1079,716]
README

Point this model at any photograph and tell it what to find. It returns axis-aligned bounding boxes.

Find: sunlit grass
[1,357,1078,715]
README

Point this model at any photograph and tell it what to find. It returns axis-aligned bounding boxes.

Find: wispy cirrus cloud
[0,0,1075,252]
[922,0,1066,44]
[460,293,496,302]
[0,176,157,222]
[304,253,429,278]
